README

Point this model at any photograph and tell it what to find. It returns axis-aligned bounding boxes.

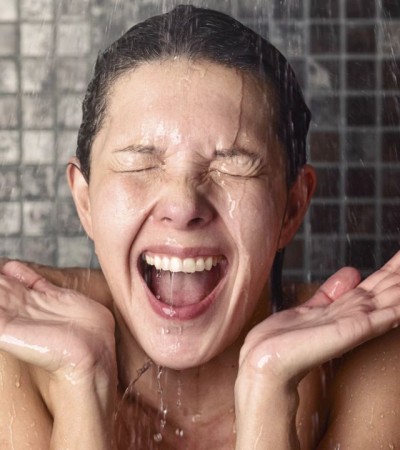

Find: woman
[1,5,399,449]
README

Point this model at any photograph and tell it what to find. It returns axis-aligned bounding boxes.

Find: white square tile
[22,201,54,236]
[22,130,54,163]
[21,23,53,56]
[0,202,21,235]
[0,0,17,21]
[0,60,18,93]
[57,23,90,56]
[0,130,19,164]
[21,0,53,21]
[57,94,83,128]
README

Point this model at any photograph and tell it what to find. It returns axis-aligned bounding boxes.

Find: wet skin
[1,58,400,449]
[70,59,313,370]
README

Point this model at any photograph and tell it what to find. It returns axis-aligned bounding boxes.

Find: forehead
[95,59,279,153]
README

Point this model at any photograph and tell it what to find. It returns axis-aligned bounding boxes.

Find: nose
[152,176,215,230]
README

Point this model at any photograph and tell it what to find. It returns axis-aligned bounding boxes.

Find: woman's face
[69,59,312,369]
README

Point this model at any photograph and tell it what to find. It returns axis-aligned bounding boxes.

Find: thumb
[304,266,361,307]
[1,260,57,293]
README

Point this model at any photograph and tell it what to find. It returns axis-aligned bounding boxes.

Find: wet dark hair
[76,4,311,310]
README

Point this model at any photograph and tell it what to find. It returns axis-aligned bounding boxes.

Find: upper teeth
[143,254,220,273]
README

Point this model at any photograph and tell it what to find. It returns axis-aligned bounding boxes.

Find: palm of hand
[239,252,400,386]
[0,261,116,382]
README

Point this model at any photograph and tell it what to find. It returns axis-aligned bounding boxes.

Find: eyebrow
[111,144,164,155]
[214,146,260,158]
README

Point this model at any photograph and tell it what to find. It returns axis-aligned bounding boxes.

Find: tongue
[150,266,221,306]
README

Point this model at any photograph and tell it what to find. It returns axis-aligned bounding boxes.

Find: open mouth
[140,252,227,308]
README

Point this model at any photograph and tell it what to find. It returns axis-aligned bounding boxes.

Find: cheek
[89,177,154,257]
[216,178,286,252]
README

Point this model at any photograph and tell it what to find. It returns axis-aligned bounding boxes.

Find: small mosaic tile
[57,94,83,129]
[382,168,400,197]
[310,204,340,233]
[22,236,56,264]
[382,59,400,90]
[382,132,400,162]
[21,0,53,21]
[382,205,400,234]
[22,201,55,236]
[346,204,376,234]
[314,168,340,198]
[382,22,400,54]
[21,165,55,199]
[56,130,78,164]
[56,58,89,92]
[0,24,17,56]
[0,202,21,235]
[310,237,340,272]
[382,0,400,18]
[22,130,54,164]
[0,168,20,201]
[346,168,375,198]
[58,0,90,18]
[346,60,376,90]
[309,132,340,162]
[0,59,17,93]
[310,95,340,127]
[0,130,19,163]
[0,0,17,21]
[57,236,94,267]
[21,58,54,93]
[20,23,54,57]
[56,23,90,56]
[310,25,340,54]
[382,95,400,126]
[346,0,375,18]
[57,200,82,235]
[346,240,376,270]
[346,96,377,126]
[0,96,18,128]
[345,131,377,162]
[0,238,21,259]
[347,25,376,54]
[310,0,339,18]
[272,23,305,58]
[309,59,340,91]
[56,170,72,198]
[21,95,54,128]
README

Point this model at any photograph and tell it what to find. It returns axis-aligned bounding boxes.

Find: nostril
[188,217,204,227]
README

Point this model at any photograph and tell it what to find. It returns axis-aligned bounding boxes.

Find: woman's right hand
[0,260,117,449]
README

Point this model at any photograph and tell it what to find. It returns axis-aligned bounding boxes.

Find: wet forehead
[95,59,279,154]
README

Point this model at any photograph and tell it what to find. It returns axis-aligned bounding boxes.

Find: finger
[1,261,57,293]
[358,250,400,292]
[304,267,361,307]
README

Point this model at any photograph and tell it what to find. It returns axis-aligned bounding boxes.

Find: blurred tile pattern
[0,0,398,278]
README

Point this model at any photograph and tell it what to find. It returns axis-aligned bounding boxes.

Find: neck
[114,286,271,444]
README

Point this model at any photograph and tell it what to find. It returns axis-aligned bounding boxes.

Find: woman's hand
[0,261,117,449]
[235,251,400,449]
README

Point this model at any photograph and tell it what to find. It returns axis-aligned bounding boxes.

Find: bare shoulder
[319,326,400,449]
[0,350,52,448]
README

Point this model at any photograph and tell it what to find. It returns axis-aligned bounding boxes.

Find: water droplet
[153,433,163,442]
[161,327,170,335]
[175,428,184,437]
[192,413,202,423]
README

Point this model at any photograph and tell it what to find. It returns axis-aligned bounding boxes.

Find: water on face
[1,0,400,449]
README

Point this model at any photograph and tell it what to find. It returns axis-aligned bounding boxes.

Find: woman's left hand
[235,251,400,449]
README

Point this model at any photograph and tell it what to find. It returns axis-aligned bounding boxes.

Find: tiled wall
[0,0,399,281]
